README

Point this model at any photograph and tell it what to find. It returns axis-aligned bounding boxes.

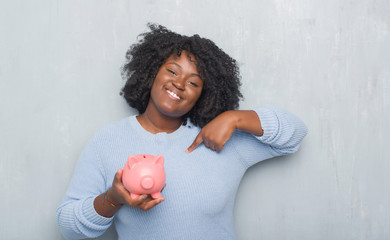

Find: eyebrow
[167,62,202,78]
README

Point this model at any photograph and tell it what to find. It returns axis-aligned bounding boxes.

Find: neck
[137,109,183,134]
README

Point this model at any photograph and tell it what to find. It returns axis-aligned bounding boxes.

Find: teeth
[167,90,180,100]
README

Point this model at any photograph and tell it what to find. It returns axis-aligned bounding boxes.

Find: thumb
[115,168,123,181]
[186,133,203,153]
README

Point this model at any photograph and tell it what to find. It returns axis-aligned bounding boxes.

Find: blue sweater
[57,107,308,240]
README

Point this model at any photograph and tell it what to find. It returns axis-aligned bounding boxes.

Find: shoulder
[90,116,136,143]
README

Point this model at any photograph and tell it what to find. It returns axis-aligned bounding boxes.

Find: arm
[253,107,308,155]
[56,137,113,240]
[186,106,307,155]
[186,110,262,153]
[57,137,165,239]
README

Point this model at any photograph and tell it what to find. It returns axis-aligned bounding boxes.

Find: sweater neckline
[128,115,190,139]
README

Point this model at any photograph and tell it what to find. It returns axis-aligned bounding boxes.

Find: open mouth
[166,89,182,100]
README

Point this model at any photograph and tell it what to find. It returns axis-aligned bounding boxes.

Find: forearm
[230,110,264,136]
[94,188,122,218]
[57,197,113,239]
[186,107,304,154]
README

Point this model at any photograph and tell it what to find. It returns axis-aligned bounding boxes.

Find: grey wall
[1,0,389,239]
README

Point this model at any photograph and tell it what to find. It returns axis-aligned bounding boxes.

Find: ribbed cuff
[253,107,278,144]
[81,197,114,227]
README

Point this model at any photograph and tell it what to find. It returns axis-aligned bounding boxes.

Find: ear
[153,154,164,166]
[127,155,140,169]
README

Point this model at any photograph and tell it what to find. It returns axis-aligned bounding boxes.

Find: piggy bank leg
[130,193,141,199]
[151,192,162,199]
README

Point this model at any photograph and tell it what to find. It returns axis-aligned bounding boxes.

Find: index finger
[185,132,203,153]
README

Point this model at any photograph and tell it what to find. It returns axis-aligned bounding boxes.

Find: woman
[57,24,308,239]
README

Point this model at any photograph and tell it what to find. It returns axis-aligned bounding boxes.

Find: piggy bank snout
[123,154,165,199]
[141,176,154,190]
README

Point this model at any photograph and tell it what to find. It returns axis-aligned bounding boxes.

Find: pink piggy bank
[122,154,165,199]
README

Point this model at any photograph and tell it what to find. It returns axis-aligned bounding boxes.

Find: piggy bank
[122,154,165,199]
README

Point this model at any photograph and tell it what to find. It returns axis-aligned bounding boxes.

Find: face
[147,51,204,119]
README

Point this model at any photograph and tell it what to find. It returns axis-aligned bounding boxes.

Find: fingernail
[140,195,147,199]
[185,149,190,153]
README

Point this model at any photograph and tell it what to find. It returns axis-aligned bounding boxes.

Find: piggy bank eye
[143,155,146,158]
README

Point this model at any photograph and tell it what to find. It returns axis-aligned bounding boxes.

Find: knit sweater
[56,107,308,240]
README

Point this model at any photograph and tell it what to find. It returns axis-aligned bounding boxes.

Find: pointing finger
[186,133,203,153]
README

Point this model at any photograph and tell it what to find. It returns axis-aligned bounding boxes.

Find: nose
[141,176,154,190]
[172,78,185,91]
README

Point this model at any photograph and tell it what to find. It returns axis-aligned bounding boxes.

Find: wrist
[228,110,243,130]
[105,188,123,208]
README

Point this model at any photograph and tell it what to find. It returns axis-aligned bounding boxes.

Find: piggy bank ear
[153,154,164,166]
[127,155,140,169]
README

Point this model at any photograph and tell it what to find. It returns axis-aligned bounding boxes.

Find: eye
[188,81,199,87]
[167,69,177,76]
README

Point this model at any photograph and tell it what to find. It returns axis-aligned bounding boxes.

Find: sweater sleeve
[233,106,308,167]
[56,135,113,239]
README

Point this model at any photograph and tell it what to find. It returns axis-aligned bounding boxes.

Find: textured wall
[1,0,389,239]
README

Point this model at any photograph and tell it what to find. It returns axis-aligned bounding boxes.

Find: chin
[158,105,190,119]
[157,108,185,119]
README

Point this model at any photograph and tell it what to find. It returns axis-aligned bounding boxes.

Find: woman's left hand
[186,110,263,153]
[186,111,237,153]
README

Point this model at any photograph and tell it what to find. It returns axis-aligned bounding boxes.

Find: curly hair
[120,24,242,127]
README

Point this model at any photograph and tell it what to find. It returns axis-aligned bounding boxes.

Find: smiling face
[147,51,204,119]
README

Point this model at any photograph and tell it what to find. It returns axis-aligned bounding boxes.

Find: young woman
[57,24,308,240]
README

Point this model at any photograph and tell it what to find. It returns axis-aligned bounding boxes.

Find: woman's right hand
[107,168,165,211]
